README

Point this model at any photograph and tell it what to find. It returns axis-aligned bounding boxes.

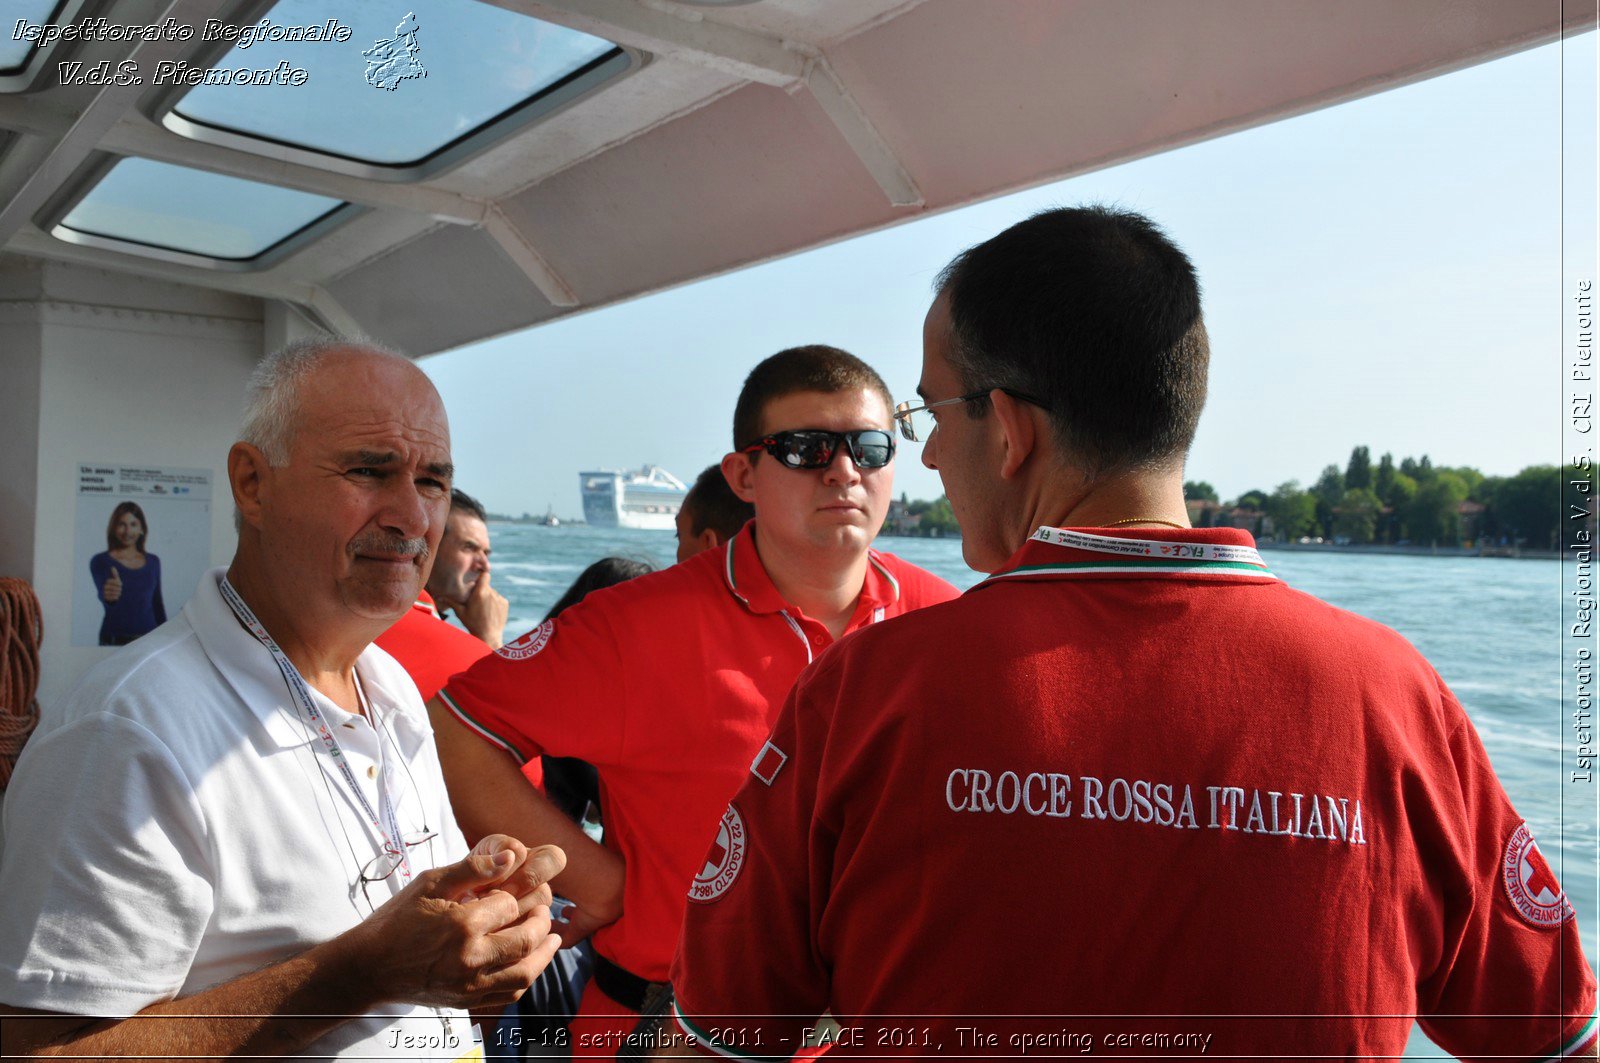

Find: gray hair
[239,336,407,466]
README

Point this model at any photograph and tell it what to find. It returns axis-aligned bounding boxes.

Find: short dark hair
[731,345,893,451]
[935,205,1209,475]
[543,557,655,622]
[682,465,754,541]
[105,501,148,554]
[449,488,487,524]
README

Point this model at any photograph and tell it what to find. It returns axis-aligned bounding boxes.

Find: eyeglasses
[892,388,1052,442]
[739,429,896,470]
[355,829,438,911]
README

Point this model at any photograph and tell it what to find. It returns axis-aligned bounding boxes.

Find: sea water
[486,524,1596,1053]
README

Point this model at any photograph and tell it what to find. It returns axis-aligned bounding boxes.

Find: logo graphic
[688,804,747,903]
[363,12,425,91]
[750,740,787,785]
[1502,822,1575,928]
[496,619,554,661]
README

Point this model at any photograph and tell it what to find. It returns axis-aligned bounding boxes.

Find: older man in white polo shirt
[0,340,563,1059]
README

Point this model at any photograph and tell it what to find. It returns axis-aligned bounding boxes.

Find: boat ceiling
[0,0,1591,358]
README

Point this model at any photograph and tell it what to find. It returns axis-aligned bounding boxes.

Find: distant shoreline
[1256,540,1557,561]
[495,522,1559,561]
[876,530,1558,561]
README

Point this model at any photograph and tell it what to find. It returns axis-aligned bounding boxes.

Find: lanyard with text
[218,576,414,885]
[1030,526,1268,566]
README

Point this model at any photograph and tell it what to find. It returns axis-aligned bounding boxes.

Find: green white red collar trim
[976,526,1277,586]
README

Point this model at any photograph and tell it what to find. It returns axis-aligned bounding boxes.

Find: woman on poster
[89,501,166,646]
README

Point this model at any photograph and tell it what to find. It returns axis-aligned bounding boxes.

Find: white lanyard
[218,577,414,885]
[1028,526,1270,567]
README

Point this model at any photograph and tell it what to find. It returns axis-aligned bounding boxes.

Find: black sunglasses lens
[768,430,892,468]
[851,431,893,468]
[776,433,835,468]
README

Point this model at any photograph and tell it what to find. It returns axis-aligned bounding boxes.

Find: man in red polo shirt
[376,488,538,784]
[375,488,507,697]
[668,208,1598,1061]
[427,345,958,1057]
[381,489,547,800]
[373,585,488,701]
[426,488,510,649]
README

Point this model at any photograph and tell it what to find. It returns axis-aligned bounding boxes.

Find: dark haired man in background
[429,345,958,1056]
[675,464,756,563]
[668,207,1598,1060]
[426,488,509,650]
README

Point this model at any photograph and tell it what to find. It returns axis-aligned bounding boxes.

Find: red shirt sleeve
[437,597,629,770]
[1417,681,1597,1061]
[375,608,492,703]
[671,662,835,1059]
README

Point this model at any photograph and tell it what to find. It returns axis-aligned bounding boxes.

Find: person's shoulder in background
[376,606,492,704]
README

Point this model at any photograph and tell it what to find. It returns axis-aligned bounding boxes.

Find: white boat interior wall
[0,257,324,709]
[0,0,1592,710]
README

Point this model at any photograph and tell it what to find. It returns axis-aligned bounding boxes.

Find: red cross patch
[1502,822,1575,928]
[688,805,747,903]
[496,620,554,661]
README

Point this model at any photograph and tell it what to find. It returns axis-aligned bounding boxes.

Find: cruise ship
[580,466,689,530]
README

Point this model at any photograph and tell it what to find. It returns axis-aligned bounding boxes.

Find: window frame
[1,0,90,93]
[142,4,646,183]
[44,153,360,271]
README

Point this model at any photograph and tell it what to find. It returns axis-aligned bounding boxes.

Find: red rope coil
[0,577,43,789]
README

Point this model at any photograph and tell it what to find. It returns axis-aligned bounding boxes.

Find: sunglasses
[739,429,896,470]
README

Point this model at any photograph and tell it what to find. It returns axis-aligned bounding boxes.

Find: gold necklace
[1103,517,1186,529]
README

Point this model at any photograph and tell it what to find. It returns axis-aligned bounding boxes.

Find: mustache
[349,533,430,561]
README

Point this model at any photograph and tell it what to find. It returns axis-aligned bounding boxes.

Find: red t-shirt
[672,526,1598,1061]
[439,523,958,981]
[375,593,543,790]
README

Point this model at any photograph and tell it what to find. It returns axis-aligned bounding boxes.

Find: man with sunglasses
[429,345,957,1056]
[666,208,1598,1060]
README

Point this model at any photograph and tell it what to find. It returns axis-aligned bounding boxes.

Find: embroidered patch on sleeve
[750,740,787,786]
[1502,821,1575,928]
[495,619,554,661]
[688,804,747,903]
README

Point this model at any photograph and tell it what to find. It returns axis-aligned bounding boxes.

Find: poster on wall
[72,464,214,648]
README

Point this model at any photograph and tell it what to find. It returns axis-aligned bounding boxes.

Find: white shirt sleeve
[0,713,215,1017]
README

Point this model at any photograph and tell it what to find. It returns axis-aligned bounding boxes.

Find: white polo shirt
[0,569,474,1059]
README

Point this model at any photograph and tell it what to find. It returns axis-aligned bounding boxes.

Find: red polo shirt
[376,592,541,791]
[439,522,958,982]
[672,526,1597,1061]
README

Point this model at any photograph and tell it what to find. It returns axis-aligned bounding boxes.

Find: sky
[423,32,1599,518]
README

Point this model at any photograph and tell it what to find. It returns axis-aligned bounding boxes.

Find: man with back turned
[666,207,1599,1060]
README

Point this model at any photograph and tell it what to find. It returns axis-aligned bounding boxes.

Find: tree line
[893,494,960,537]
[1184,448,1584,549]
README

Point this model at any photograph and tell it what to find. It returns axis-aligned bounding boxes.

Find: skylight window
[0,0,63,72]
[162,0,629,169]
[1,0,70,88]
[54,158,345,261]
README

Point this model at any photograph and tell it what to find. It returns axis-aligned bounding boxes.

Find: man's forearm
[3,932,376,1058]
[428,698,624,921]
[4,834,563,1060]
